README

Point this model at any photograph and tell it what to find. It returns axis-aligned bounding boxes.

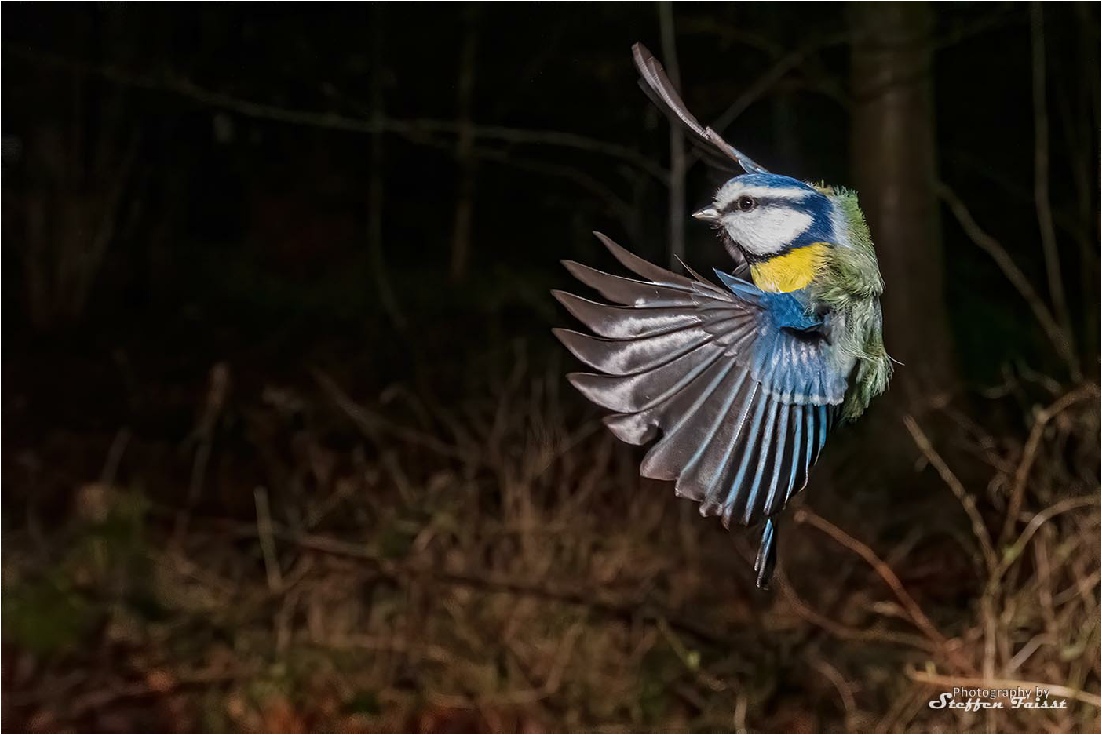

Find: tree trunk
[850,1,957,408]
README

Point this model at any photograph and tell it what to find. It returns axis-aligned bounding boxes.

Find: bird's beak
[692,206,720,222]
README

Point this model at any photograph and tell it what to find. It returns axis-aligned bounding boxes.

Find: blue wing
[553,233,846,531]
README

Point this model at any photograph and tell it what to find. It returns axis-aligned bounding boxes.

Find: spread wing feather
[556,233,842,528]
[632,43,770,176]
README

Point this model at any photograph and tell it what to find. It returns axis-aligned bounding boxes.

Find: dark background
[2,3,1099,733]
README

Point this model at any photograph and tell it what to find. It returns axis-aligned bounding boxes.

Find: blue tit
[553,44,892,589]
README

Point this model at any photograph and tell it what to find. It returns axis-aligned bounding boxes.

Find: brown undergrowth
[2,352,1098,733]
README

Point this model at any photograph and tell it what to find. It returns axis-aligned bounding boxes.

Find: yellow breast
[749,242,830,293]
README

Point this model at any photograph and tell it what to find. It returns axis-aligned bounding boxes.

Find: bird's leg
[754,518,778,589]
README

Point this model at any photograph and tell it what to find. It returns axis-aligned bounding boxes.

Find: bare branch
[903,415,998,575]
[5,46,669,183]
[774,568,939,653]
[937,182,1078,377]
[685,33,850,174]
[791,508,970,673]
[466,145,637,227]
[999,384,1100,549]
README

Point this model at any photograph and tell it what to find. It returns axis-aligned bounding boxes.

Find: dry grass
[898,384,1101,733]
[2,354,1099,733]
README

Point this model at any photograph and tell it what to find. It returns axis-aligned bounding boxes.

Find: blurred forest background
[2,2,1099,732]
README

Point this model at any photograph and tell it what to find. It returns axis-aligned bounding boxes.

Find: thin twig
[997,495,1101,580]
[1006,635,1047,676]
[709,39,840,138]
[5,46,668,183]
[682,31,851,174]
[1052,568,1102,608]
[811,657,859,730]
[253,486,283,593]
[1000,385,1097,546]
[904,415,998,574]
[99,427,131,487]
[774,566,939,653]
[792,509,964,668]
[492,622,583,706]
[77,129,142,318]
[656,617,727,692]
[1030,4,1077,377]
[68,672,244,718]
[177,362,229,543]
[312,368,471,463]
[937,182,1078,376]
[464,144,635,225]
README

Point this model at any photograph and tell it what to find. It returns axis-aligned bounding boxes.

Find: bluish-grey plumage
[553,236,839,566]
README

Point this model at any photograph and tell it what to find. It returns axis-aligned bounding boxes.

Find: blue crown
[725,172,812,191]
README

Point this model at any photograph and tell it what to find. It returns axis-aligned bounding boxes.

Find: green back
[810,188,893,419]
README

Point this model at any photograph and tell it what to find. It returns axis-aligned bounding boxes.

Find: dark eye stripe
[722,195,782,213]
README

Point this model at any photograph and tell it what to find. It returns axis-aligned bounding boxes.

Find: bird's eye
[737,195,757,212]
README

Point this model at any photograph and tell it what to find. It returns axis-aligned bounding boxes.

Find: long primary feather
[556,233,841,534]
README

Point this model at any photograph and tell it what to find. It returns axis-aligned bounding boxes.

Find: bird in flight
[553,43,892,589]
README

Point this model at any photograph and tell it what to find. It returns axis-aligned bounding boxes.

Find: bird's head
[693,173,834,261]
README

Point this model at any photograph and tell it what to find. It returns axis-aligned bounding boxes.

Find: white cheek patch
[722,208,813,256]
